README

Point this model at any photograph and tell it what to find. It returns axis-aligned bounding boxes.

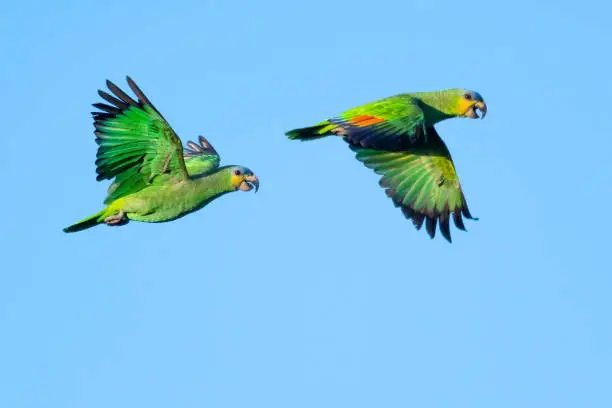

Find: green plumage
[63,210,106,233]
[286,89,487,242]
[64,77,259,233]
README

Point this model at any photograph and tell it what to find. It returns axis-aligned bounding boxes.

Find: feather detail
[349,126,476,243]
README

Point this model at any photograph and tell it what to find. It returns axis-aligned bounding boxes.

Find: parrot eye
[464,93,473,101]
[234,169,242,176]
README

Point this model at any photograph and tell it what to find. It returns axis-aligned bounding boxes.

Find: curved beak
[244,174,259,193]
[465,101,487,119]
[475,101,487,119]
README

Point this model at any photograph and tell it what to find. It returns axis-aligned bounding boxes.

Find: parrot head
[455,89,487,119]
[229,166,259,192]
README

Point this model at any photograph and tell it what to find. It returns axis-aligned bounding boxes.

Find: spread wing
[329,94,426,150]
[93,77,189,204]
[183,135,221,177]
[350,126,476,242]
[106,135,221,199]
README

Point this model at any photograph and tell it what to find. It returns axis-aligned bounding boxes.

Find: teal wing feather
[329,94,426,150]
[350,126,476,242]
[93,77,189,204]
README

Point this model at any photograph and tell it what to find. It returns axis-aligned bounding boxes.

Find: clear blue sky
[1,1,611,407]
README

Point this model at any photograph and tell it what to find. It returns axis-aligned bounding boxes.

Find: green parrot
[285,89,487,243]
[63,77,259,233]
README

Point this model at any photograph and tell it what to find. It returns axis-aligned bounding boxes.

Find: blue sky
[1,1,611,407]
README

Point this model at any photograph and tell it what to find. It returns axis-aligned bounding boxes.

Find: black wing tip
[184,135,218,157]
[452,208,466,231]
[122,75,165,118]
[383,188,475,242]
[106,79,139,106]
[461,193,478,221]
[438,211,452,243]
[425,216,436,240]
[199,135,212,149]
[92,102,121,115]
[397,203,460,243]
[126,76,140,97]
[463,208,477,220]
[97,89,111,100]
[96,89,130,113]
[125,76,142,97]
[94,76,148,119]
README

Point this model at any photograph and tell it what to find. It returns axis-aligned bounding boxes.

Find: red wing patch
[349,115,386,127]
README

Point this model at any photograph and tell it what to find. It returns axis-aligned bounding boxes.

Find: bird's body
[286,89,487,242]
[64,78,259,233]
[106,168,236,223]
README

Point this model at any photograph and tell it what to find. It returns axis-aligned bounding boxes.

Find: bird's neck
[192,169,235,202]
[411,91,458,125]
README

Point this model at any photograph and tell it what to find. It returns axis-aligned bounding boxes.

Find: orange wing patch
[350,115,386,127]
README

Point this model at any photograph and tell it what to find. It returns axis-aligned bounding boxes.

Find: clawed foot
[104,211,129,227]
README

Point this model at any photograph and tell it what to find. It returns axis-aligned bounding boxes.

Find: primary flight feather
[64,77,259,233]
[286,89,486,243]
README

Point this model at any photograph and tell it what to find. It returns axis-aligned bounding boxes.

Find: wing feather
[326,94,426,150]
[92,76,189,204]
[183,135,221,177]
[350,126,476,243]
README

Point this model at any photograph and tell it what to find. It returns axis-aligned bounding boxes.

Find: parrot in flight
[64,77,259,233]
[285,89,487,243]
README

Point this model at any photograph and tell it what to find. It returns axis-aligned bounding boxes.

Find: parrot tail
[285,121,337,141]
[63,210,105,233]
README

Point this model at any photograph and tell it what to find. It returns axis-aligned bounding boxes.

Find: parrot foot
[104,211,128,227]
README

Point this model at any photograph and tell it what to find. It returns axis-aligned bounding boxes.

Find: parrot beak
[239,174,259,192]
[475,101,487,119]
[466,101,487,119]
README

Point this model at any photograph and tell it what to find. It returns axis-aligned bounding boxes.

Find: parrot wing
[105,135,221,200]
[183,135,221,177]
[329,94,426,150]
[93,77,190,204]
[350,126,476,242]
